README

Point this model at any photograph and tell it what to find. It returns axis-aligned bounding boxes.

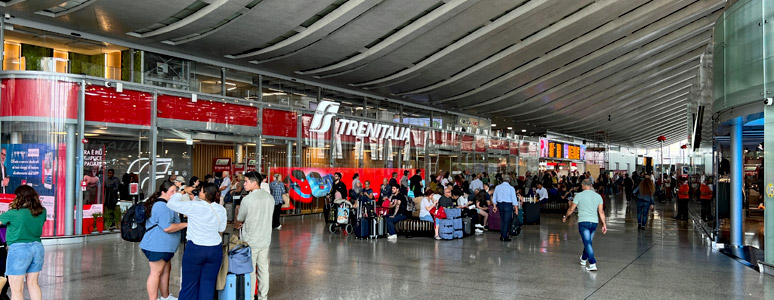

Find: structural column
[730,116,743,247]
[765,102,774,263]
[64,124,76,235]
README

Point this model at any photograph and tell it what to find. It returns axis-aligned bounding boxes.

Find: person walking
[167,183,227,300]
[140,181,187,300]
[562,179,607,271]
[270,174,286,230]
[623,174,634,202]
[409,169,423,198]
[699,178,714,221]
[491,175,519,242]
[633,175,655,230]
[236,172,274,300]
[0,186,46,300]
[675,179,690,220]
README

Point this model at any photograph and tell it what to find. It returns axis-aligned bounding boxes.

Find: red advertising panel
[263,108,297,137]
[510,141,520,155]
[157,94,258,126]
[475,136,487,152]
[269,167,423,210]
[461,135,474,152]
[0,78,79,119]
[410,129,425,148]
[212,158,232,174]
[85,86,152,126]
[488,138,508,151]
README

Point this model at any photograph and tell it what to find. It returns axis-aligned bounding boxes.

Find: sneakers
[580,256,587,266]
[434,236,442,240]
[475,224,484,229]
[586,264,598,271]
[158,296,178,300]
[387,234,398,239]
[274,225,282,230]
[474,228,484,234]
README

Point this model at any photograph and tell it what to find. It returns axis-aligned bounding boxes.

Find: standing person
[1,147,8,193]
[491,176,518,242]
[140,181,187,300]
[236,172,274,300]
[173,176,185,189]
[385,185,409,239]
[562,179,607,271]
[351,173,362,196]
[409,169,423,198]
[379,178,391,199]
[440,172,450,188]
[218,171,231,205]
[623,174,634,202]
[0,186,46,300]
[699,178,714,221]
[270,174,286,230]
[400,170,410,196]
[389,172,399,188]
[329,172,347,200]
[469,173,483,194]
[104,169,122,230]
[675,179,690,220]
[633,175,655,230]
[167,183,226,300]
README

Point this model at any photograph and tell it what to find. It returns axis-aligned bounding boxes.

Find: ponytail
[143,181,176,218]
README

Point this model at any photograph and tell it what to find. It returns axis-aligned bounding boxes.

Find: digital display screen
[540,138,584,160]
[567,145,581,160]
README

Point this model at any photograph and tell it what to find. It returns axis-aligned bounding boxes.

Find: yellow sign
[767,183,774,199]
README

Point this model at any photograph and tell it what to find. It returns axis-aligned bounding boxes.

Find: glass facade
[0,24,539,237]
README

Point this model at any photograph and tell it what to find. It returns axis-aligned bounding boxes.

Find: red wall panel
[157,95,258,127]
[0,78,78,119]
[262,108,297,137]
[85,86,152,126]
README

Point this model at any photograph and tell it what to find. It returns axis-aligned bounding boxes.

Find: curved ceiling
[0,0,726,147]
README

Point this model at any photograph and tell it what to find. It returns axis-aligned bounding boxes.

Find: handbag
[281,193,290,208]
[227,230,253,275]
[430,205,446,219]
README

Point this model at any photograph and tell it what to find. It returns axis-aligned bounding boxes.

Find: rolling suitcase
[217,273,251,300]
[438,219,455,240]
[462,217,472,237]
[487,205,502,231]
[355,218,370,239]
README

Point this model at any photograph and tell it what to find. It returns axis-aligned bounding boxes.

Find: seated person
[385,185,409,239]
[474,190,490,230]
[418,189,440,239]
[438,187,455,208]
[454,188,482,233]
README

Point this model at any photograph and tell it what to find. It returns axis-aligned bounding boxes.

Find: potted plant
[92,213,104,233]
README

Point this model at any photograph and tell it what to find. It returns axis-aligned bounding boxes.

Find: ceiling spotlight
[491,124,496,127]
[521,129,527,132]
[507,127,513,130]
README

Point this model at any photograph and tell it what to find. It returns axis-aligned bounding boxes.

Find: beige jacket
[216,233,251,290]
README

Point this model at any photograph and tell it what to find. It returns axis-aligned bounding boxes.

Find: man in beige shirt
[236,172,274,300]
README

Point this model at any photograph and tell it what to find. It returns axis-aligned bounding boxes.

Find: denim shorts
[6,241,45,276]
[142,249,175,262]
[419,214,434,223]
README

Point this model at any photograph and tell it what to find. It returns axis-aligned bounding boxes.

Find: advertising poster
[269,167,423,210]
[1,143,62,236]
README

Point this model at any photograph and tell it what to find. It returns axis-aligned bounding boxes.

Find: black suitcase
[462,217,472,236]
[510,212,522,237]
[355,218,371,239]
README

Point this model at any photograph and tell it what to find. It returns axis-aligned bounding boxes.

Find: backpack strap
[145,224,158,232]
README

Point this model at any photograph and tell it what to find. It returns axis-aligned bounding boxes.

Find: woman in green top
[0,186,46,300]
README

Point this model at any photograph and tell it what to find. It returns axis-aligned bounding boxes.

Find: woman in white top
[167,183,227,300]
[260,173,271,194]
[418,189,440,240]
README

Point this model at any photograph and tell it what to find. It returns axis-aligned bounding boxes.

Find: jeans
[272,204,282,228]
[386,214,407,235]
[497,203,514,240]
[180,241,222,300]
[6,242,44,275]
[578,222,598,264]
[637,201,651,226]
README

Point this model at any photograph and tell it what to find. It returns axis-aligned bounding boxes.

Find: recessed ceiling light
[521,129,527,132]
[507,127,513,130]
[491,124,496,127]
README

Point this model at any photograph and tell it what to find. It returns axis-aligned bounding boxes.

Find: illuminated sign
[310,100,411,141]
[540,138,585,160]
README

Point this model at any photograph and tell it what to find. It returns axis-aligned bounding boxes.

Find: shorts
[6,241,45,275]
[142,249,175,262]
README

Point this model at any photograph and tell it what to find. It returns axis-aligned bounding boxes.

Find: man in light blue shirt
[469,173,484,193]
[563,179,607,271]
[492,175,519,242]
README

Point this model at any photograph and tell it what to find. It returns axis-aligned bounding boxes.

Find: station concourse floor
[28,193,774,300]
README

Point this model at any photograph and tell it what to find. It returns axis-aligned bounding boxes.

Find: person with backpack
[167,183,226,300]
[0,186,46,300]
[140,181,187,300]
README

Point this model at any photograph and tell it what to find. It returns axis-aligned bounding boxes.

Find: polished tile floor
[18,193,774,299]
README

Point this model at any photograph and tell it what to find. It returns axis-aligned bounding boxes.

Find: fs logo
[309,100,340,133]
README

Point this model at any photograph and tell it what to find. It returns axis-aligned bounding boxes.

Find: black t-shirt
[438,196,455,208]
[331,181,347,199]
[389,193,409,217]
[409,174,423,194]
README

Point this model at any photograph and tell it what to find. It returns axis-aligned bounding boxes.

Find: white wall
[608,151,636,174]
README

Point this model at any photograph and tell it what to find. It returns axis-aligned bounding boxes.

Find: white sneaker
[435,236,442,240]
[580,256,587,266]
[387,234,397,239]
[160,296,178,300]
[475,224,484,229]
[474,229,484,234]
[586,264,597,271]
[275,225,282,230]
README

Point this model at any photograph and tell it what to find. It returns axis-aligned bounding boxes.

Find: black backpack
[121,201,164,242]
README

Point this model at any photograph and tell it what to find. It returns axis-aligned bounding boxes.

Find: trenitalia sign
[310,100,411,141]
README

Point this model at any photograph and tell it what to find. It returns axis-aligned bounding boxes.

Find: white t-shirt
[166,193,227,246]
[419,197,433,218]
[220,177,232,200]
[441,178,449,187]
